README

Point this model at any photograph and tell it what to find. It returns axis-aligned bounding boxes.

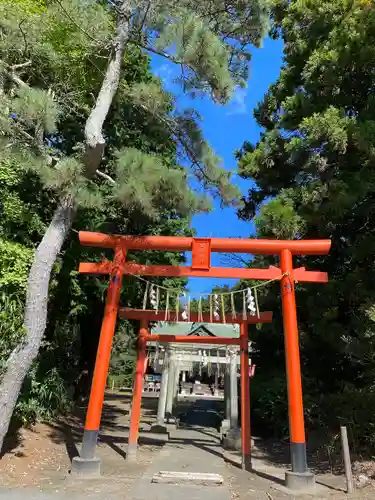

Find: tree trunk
[0,196,75,450]
[0,2,130,451]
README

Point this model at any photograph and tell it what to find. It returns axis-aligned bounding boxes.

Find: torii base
[285,471,315,492]
[150,424,170,437]
[70,456,101,477]
[127,443,138,462]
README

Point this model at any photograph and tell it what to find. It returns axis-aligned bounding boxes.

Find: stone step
[152,471,224,486]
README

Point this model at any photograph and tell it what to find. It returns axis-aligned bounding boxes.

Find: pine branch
[0,60,28,88]
[9,60,32,70]
[135,97,238,202]
[18,19,29,56]
[0,62,52,160]
[135,100,211,182]
[139,43,197,77]
[96,169,116,184]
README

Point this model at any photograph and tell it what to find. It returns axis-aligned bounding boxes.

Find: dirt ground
[0,392,163,496]
[1,393,375,499]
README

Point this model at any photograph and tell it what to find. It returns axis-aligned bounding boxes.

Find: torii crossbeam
[72,231,330,490]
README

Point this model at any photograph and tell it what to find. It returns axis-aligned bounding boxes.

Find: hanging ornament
[207,350,212,376]
[209,295,213,323]
[187,296,191,322]
[149,284,157,310]
[164,290,170,321]
[155,286,160,314]
[198,296,203,322]
[216,349,220,378]
[246,288,256,316]
[213,294,220,320]
[175,292,180,319]
[221,295,226,323]
[254,287,260,318]
[181,293,188,321]
[143,282,150,310]
[230,292,237,319]
[242,290,247,320]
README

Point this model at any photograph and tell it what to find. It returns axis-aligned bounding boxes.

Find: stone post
[224,370,231,419]
[156,351,169,427]
[220,368,231,436]
[223,350,241,451]
[229,352,239,429]
[151,350,172,435]
[165,355,176,415]
[172,355,181,410]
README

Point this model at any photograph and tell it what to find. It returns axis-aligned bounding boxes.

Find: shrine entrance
[71,231,330,490]
[144,322,241,395]
[118,307,272,471]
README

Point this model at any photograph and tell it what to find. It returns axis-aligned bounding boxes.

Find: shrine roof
[151,321,240,338]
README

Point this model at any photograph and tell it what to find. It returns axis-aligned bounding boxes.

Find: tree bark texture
[0,3,130,451]
[0,197,75,448]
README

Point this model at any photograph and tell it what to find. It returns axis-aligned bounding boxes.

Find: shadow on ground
[2,389,347,492]
[42,392,163,464]
[0,419,24,458]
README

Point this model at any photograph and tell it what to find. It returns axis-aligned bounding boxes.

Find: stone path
[128,426,230,500]
[3,395,372,500]
[0,425,230,500]
[0,398,231,500]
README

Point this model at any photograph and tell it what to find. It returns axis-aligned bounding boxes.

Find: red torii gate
[119,307,273,469]
[71,231,330,489]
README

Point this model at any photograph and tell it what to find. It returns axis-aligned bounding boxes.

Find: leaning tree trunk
[0,2,130,452]
[0,196,75,449]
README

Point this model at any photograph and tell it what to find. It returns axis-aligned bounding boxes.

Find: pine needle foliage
[114,147,210,218]
[12,87,59,135]
[0,0,272,213]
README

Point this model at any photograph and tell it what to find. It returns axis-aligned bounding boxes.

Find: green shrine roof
[151,322,239,338]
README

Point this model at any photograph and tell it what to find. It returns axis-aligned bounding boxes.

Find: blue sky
[151,37,284,295]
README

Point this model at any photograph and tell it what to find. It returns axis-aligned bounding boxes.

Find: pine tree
[237,0,375,445]
[0,0,271,448]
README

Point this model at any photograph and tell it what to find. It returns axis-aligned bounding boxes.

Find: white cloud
[226,87,248,116]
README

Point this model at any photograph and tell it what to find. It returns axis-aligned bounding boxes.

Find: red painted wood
[79,231,331,255]
[191,238,211,270]
[79,261,112,274]
[79,261,328,283]
[84,247,126,431]
[128,323,147,449]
